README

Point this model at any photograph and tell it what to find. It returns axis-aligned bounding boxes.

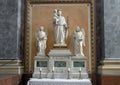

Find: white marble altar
[27,79,92,85]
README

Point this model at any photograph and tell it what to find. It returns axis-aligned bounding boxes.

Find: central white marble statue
[53,9,68,46]
[73,26,85,56]
[36,26,47,55]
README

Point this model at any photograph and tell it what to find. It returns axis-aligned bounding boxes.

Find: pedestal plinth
[47,49,72,78]
[53,43,67,48]
[32,55,49,78]
[71,55,88,79]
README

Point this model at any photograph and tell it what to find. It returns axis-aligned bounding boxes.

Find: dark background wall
[95,0,120,65]
[0,0,24,59]
[95,0,104,66]
[104,0,120,59]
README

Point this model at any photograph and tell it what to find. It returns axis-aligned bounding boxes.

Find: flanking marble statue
[53,9,68,46]
[36,26,47,55]
[73,26,85,56]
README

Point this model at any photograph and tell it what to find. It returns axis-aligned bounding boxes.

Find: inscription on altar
[36,61,48,67]
[54,61,66,67]
[73,61,85,67]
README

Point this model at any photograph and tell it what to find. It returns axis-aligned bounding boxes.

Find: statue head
[40,26,44,31]
[76,26,81,32]
[54,9,57,13]
[57,9,62,16]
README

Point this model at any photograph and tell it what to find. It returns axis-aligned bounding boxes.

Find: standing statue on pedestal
[36,26,47,55]
[73,26,85,56]
[53,9,68,46]
[53,9,58,44]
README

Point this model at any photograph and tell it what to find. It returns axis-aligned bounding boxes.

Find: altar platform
[27,78,92,85]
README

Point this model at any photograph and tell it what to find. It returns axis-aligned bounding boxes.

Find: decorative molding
[25,0,31,73]
[30,0,92,3]
[0,60,24,74]
[98,60,120,75]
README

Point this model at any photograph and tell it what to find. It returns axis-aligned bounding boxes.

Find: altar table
[27,78,92,85]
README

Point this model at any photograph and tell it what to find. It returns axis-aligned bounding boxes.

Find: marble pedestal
[32,55,49,78]
[47,49,72,79]
[33,49,88,79]
[71,56,88,79]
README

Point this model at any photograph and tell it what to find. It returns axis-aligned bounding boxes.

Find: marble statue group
[36,9,85,56]
[33,9,89,80]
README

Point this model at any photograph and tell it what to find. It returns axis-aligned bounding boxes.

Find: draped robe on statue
[55,16,67,44]
[37,29,47,55]
[73,27,85,56]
